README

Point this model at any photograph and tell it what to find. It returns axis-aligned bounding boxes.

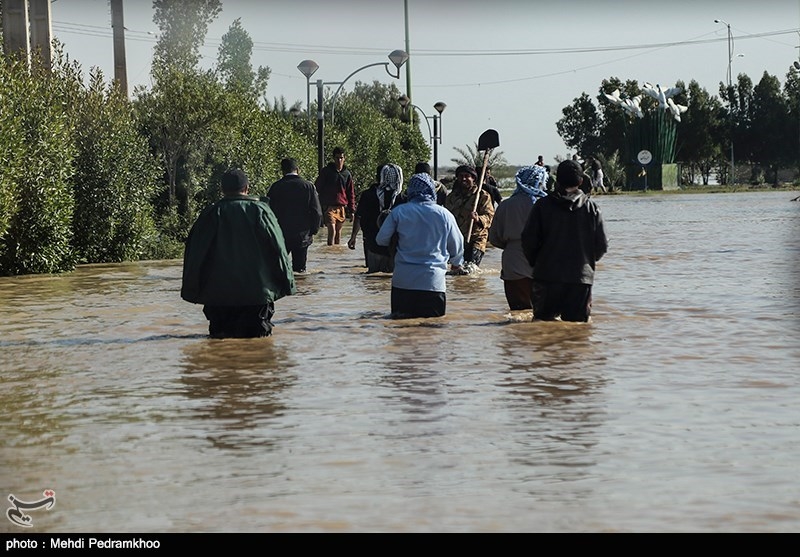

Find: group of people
[180,148,608,338]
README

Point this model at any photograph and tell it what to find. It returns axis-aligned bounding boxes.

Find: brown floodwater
[1,190,799,532]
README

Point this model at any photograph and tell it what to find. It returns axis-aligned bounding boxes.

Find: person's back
[267,158,322,273]
[489,165,548,310]
[376,173,463,318]
[359,163,405,273]
[521,160,607,322]
[181,169,296,337]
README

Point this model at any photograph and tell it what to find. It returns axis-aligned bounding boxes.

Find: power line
[52,20,798,58]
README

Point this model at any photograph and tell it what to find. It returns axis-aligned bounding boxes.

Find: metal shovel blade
[477,129,500,151]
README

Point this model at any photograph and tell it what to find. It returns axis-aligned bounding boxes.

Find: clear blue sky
[51,0,800,166]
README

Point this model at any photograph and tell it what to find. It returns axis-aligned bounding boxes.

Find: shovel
[464,129,500,247]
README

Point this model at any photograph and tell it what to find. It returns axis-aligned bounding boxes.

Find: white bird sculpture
[622,95,644,119]
[603,89,624,105]
[604,89,644,118]
[642,82,683,109]
[666,97,689,122]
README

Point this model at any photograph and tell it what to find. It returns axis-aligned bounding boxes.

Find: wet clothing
[315,163,355,214]
[390,287,447,319]
[489,165,549,310]
[354,183,406,273]
[376,173,463,318]
[520,187,607,321]
[445,182,494,264]
[376,197,463,293]
[181,194,296,337]
[266,173,322,273]
[489,191,538,281]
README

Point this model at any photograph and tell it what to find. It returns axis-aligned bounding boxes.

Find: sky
[49,0,800,166]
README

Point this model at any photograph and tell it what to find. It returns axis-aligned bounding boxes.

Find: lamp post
[715,18,736,186]
[297,59,319,122]
[330,49,408,126]
[398,95,447,179]
[298,50,408,173]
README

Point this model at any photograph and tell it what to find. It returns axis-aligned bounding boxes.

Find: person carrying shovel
[445,164,494,269]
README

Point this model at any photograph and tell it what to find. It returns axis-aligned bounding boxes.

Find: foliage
[329,83,429,194]
[675,80,723,185]
[747,72,791,185]
[0,52,76,275]
[556,92,601,157]
[151,0,222,73]
[134,65,227,223]
[70,69,160,263]
[216,18,270,105]
[450,143,508,170]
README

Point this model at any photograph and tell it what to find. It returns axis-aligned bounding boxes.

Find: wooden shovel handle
[465,149,492,245]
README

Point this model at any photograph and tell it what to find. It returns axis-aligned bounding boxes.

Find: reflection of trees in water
[495,322,608,488]
[180,340,296,452]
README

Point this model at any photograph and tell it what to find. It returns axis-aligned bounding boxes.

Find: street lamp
[715,18,736,185]
[298,50,408,172]
[330,49,408,126]
[398,95,447,179]
[297,59,319,122]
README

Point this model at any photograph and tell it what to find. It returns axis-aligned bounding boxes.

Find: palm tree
[450,142,508,169]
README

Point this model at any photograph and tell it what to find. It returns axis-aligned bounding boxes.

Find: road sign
[637,150,653,165]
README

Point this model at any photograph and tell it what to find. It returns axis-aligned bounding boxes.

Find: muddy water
[1,191,799,532]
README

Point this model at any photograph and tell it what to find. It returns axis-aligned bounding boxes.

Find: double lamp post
[297,50,409,172]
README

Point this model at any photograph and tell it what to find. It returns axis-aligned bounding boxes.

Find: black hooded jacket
[520,188,608,285]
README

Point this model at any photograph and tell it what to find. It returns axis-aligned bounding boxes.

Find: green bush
[71,70,160,263]
[0,54,76,276]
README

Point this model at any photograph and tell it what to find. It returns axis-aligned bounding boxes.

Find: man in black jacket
[267,158,323,274]
[520,159,608,322]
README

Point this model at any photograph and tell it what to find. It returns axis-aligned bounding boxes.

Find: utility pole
[2,0,30,63]
[404,0,411,100]
[110,0,128,96]
[28,0,52,71]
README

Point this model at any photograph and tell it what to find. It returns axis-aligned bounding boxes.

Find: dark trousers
[464,244,484,267]
[503,277,533,310]
[390,287,446,318]
[531,280,592,322]
[203,303,275,338]
[289,245,309,273]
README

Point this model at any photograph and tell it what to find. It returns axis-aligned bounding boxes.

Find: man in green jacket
[181,169,296,338]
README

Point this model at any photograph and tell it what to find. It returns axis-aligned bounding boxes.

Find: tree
[450,143,508,169]
[0,52,76,275]
[216,18,270,104]
[784,66,800,175]
[597,77,646,161]
[676,80,723,185]
[152,0,222,74]
[749,72,791,185]
[71,68,159,263]
[556,92,601,157]
[134,66,227,221]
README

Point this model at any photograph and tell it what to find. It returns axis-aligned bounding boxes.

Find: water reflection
[376,324,453,423]
[495,322,607,485]
[179,340,295,452]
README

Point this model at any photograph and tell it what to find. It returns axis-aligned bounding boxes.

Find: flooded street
[2,190,799,532]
